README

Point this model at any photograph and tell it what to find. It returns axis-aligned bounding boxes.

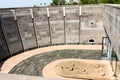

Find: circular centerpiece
[43,59,113,80]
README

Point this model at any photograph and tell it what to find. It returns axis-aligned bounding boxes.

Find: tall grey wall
[104,4,120,59]
[0,5,105,61]
[65,7,80,44]
[49,7,65,44]
[33,8,51,46]
[0,20,9,60]
[81,5,104,43]
[15,9,37,50]
[0,11,23,55]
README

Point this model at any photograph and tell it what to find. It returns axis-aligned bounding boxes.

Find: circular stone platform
[43,59,114,80]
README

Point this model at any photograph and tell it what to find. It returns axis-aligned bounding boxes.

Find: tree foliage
[50,0,66,6]
[98,0,120,4]
[116,0,120,4]
[80,0,120,4]
[50,0,120,6]
[80,0,97,4]
[69,0,74,4]
[72,2,78,5]
[69,0,78,5]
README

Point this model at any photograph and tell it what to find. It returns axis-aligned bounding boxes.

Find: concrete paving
[1,45,103,73]
[0,45,110,80]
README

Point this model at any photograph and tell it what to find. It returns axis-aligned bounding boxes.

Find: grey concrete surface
[9,49,101,76]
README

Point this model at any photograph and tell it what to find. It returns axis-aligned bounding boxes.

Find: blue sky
[0,0,52,8]
[0,0,76,8]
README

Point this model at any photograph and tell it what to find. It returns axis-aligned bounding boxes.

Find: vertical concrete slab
[0,19,9,60]
[33,8,51,46]
[15,9,37,50]
[80,5,104,44]
[65,6,79,44]
[0,11,23,55]
[49,7,64,45]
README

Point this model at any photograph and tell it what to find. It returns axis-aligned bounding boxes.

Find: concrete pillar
[79,6,82,44]
[63,7,66,44]
[10,10,24,51]
[47,8,52,45]
[29,9,39,48]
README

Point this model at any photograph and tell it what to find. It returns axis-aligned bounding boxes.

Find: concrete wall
[49,7,65,44]
[65,7,80,43]
[33,8,51,46]
[104,4,120,59]
[0,5,105,61]
[0,22,9,59]
[0,11,23,55]
[81,5,104,43]
[15,9,37,50]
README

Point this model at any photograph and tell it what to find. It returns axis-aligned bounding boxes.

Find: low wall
[0,73,64,80]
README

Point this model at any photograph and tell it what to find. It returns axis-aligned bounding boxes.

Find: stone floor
[9,49,101,77]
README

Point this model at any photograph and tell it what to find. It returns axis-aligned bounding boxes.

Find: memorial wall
[0,5,105,61]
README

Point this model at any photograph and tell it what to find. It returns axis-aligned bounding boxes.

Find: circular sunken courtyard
[1,45,114,80]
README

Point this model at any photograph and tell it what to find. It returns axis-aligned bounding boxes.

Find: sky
[0,0,75,8]
[0,0,52,8]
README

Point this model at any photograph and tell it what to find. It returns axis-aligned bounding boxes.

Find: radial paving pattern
[9,49,101,76]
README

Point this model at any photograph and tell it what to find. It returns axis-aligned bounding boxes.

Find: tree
[95,0,98,4]
[80,0,97,4]
[99,0,114,3]
[80,0,89,4]
[116,0,120,4]
[50,0,66,6]
[108,0,114,3]
[33,5,37,7]
[72,2,78,5]
[44,3,46,5]
[89,0,96,4]
[70,0,74,4]
[40,3,42,5]
[69,0,78,5]
[60,0,66,5]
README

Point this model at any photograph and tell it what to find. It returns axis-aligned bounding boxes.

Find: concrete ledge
[105,4,120,9]
[0,73,65,80]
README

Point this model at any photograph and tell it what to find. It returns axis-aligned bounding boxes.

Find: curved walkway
[1,45,103,73]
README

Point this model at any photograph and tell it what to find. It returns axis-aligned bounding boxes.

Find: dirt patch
[43,59,115,80]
